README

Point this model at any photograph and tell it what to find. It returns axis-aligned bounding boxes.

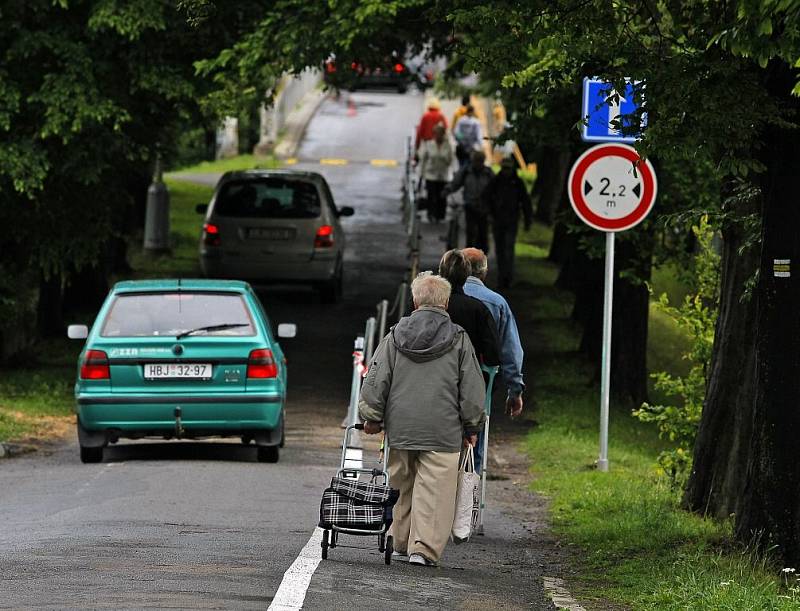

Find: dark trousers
[465,208,490,254]
[425,180,447,221]
[493,223,518,288]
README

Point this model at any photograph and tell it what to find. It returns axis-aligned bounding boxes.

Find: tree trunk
[683,213,758,519]
[734,90,800,565]
[534,146,571,225]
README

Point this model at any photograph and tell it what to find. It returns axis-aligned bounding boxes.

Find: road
[0,90,558,610]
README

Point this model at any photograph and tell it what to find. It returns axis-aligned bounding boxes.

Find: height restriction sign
[568,143,657,232]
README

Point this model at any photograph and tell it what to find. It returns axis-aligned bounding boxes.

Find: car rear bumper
[200,252,338,282]
[76,393,283,431]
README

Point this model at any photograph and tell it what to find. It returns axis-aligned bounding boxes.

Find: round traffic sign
[567,143,657,232]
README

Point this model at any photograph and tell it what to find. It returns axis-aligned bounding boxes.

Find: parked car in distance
[324,54,412,93]
[197,169,353,303]
[68,279,295,464]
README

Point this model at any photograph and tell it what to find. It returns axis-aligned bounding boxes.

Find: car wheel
[319,270,343,304]
[397,85,407,94]
[80,445,104,464]
[257,445,279,463]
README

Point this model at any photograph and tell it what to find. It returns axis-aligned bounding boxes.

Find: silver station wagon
[198,170,354,302]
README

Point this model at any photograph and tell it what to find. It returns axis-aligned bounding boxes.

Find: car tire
[257,445,279,463]
[319,269,343,304]
[397,85,407,94]
[80,445,104,464]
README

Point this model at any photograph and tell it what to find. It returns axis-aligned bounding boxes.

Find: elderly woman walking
[359,272,486,567]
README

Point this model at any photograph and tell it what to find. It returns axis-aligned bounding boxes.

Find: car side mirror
[277,323,297,339]
[338,206,354,217]
[196,204,208,214]
[67,324,88,340]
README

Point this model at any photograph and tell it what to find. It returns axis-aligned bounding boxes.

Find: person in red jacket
[414,98,448,151]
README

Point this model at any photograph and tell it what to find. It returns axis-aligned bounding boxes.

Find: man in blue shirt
[462,247,525,418]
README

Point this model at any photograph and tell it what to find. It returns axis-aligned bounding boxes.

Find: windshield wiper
[176,323,249,340]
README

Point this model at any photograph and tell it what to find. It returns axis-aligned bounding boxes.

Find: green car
[67,279,295,464]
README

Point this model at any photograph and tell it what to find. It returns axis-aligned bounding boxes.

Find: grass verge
[168,153,279,176]
[514,224,800,609]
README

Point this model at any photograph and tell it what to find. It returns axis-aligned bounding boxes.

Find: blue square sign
[581,78,646,143]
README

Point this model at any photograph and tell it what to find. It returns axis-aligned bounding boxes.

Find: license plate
[144,363,212,379]
[247,227,295,240]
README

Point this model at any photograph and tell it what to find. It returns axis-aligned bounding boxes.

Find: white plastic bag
[451,445,480,544]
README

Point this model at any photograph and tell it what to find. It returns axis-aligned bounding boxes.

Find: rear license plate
[247,227,295,240]
[144,363,212,380]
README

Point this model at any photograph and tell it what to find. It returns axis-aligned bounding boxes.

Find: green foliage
[634,217,720,486]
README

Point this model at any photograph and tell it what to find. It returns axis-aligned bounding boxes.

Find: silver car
[198,170,354,302]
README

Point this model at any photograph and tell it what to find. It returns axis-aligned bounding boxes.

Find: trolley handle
[353,423,364,430]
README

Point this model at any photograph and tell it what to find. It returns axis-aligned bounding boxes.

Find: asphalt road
[0,90,557,610]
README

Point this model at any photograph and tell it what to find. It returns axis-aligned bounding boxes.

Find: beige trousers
[388,449,460,563]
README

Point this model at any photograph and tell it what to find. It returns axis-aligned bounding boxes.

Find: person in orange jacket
[414,98,447,151]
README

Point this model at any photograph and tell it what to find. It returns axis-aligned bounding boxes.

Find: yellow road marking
[370,159,399,167]
[284,157,298,165]
[320,158,348,166]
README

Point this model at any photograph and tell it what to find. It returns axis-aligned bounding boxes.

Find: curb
[274,88,328,159]
[0,442,36,459]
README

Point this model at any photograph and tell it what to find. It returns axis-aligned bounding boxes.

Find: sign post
[567,142,657,471]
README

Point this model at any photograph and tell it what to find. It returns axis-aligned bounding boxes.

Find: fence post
[377,299,389,341]
[345,336,365,428]
[363,317,377,366]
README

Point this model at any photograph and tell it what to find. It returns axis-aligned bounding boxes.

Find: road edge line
[268,527,324,610]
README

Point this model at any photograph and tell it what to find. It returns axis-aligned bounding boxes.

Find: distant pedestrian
[419,123,453,222]
[438,249,500,367]
[451,94,472,166]
[443,150,494,254]
[414,98,447,151]
[483,157,533,288]
[453,105,482,169]
[359,272,486,567]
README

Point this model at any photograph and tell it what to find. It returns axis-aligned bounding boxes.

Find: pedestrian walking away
[443,150,494,255]
[419,123,453,222]
[462,248,526,472]
[414,97,448,152]
[451,94,472,167]
[438,249,500,368]
[483,157,533,288]
[359,272,486,567]
[453,104,483,170]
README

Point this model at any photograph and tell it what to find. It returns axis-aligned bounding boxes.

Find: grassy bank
[515,225,799,609]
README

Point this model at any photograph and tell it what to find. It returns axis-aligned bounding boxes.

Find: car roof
[112,279,252,294]
[219,169,325,183]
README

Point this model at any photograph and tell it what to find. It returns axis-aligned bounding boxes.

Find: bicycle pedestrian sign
[568,143,657,232]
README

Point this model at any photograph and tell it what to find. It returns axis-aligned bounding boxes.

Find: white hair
[411,271,451,308]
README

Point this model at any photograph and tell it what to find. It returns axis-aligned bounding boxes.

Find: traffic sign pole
[567,142,658,473]
[598,232,614,472]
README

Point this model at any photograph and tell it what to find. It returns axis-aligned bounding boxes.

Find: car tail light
[203,223,221,246]
[394,63,405,73]
[314,225,334,248]
[247,349,278,378]
[80,349,110,380]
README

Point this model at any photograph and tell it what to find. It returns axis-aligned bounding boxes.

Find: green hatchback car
[67,279,294,464]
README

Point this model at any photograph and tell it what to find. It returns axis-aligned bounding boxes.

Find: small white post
[598,231,615,472]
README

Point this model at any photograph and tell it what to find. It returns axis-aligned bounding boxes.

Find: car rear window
[214,178,321,219]
[101,292,255,338]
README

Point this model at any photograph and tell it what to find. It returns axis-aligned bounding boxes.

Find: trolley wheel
[330,530,338,548]
[378,532,386,553]
[384,535,393,565]
[321,529,329,560]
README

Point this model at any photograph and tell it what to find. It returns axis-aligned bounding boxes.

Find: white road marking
[542,577,586,611]
[268,528,323,610]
